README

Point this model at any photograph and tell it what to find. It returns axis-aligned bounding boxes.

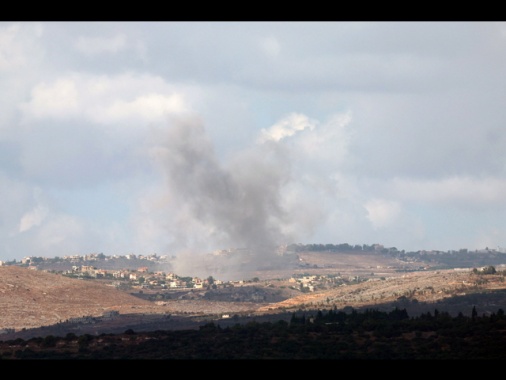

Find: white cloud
[0,23,43,71]
[0,176,38,238]
[20,78,80,119]
[258,113,317,143]
[364,199,402,229]
[294,112,352,163]
[19,205,48,233]
[97,93,188,124]
[0,24,26,70]
[19,73,194,127]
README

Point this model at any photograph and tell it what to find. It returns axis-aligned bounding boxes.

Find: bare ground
[1,251,505,339]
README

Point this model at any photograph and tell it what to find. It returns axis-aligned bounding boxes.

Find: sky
[2,21,506,267]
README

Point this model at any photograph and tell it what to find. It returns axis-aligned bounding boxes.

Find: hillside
[2,249,506,339]
[0,266,268,333]
[257,269,506,315]
[0,266,168,331]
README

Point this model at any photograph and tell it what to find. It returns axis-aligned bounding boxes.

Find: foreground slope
[0,266,265,332]
[0,266,168,331]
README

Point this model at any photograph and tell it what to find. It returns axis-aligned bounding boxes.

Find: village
[3,245,506,308]
[0,251,368,296]
[2,247,506,339]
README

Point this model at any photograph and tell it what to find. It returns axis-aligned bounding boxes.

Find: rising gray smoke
[150,116,297,280]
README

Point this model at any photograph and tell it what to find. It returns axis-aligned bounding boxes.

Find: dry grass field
[1,250,506,337]
[0,266,164,331]
[0,265,274,332]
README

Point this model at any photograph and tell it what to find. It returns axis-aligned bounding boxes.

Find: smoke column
[149,116,297,280]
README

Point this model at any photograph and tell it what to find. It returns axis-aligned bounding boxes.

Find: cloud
[13,72,197,189]
[0,178,98,259]
[258,36,281,58]
[20,78,80,119]
[0,24,27,70]
[391,176,506,205]
[19,73,193,126]
[292,112,352,164]
[0,23,43,71]
[19,205,48,233]
[0,176,38,237]
[99,93,187,124]
[3,22,506,263]
[74,33,128,56]
[30,214,87,253]
[258,113,317,143]
[364,199,402,229]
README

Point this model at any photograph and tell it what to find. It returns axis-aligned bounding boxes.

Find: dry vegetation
[0,266,164,331]
[0,266,275,332]
[257,270,500,312]
[1,251,506,336]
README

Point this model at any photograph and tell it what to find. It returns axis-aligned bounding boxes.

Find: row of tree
[3,305,506,359]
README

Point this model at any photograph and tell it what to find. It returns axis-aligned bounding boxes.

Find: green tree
[42,335,58,348]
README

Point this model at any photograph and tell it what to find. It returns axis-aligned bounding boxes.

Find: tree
[42,335,58,348]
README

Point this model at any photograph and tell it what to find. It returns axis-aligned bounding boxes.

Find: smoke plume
[149,116,297,280]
